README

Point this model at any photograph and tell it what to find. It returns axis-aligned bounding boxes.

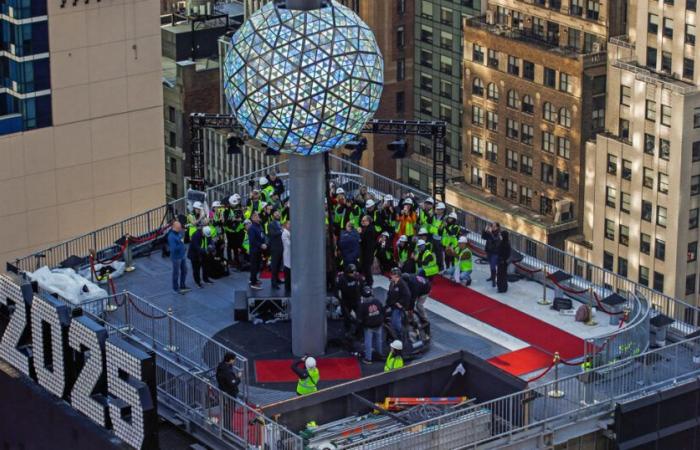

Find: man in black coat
[267,209,284,289]
[336,264,363,332]
[357,286,385,364]
[216,353,241,398]
[359,215,377,287]
[386,267,412,337]
[188,226,213,288]
[482,222,501,287]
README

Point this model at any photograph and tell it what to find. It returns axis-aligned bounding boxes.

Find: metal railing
[612,58,698,95]
[346,336,700,449]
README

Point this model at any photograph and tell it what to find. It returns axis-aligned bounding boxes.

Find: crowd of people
[168,172,514,370]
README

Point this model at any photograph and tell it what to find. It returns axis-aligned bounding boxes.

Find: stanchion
[538,268,551,305]
[547,352,565,398]
[124,234,135,272]
[165,307,179,352]
[585,288,598,326]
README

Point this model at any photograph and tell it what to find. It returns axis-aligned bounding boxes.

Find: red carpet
[259,270,285,280]
[255,357,362,383]
[487,347,553,376]
[429,276,584,361]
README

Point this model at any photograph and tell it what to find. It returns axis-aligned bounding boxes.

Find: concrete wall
[0,0,165,266]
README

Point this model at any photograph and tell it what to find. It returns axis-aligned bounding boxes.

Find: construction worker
[384,340,404,372]
[396,197,416,238]
[432,202,447,270]
[417,197,435,231]
[260,177,275,203]
[441,212,460,269]
[375,231,394,273]
[244,190,265,219]
[396,235,414,273]
[224,195,245,269]
[292,356,320,395]
[415,228,433,253]
[443,236,473,286]
[378,195,397,237]
[333,188,350,234]
[347,197,363,229]
[415,240,439,278]
[366,199,382,234]
[187,201,206,239]
[188,225,214,288]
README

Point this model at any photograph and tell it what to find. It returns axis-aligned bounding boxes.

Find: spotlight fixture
[388,138,408,159]
[345,136,368,162]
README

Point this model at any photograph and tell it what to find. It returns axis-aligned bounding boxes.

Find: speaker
[552,297,572,311]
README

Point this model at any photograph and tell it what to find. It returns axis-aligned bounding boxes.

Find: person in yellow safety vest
[396,235,412,272]
[414,239,439,278]
[224,195,246,268]
[259,177,275,204]
[378,195,397,235]
[418,197,435,230]
[442,236,472,286]
[366,199,383,233]
[581,355,593,371]
[242,219,252,255]
[333,188,349,231]
[415,228,433,253]
[348,199,363,229]
[441,212,460,252]
[384,340,404,372]
[292,356,320,395]
[187,201,206,239]
[244,190,265,220]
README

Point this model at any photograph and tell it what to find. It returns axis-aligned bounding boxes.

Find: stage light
[345,136,368,162]
[227,132,242,155]
[388,138,407,159]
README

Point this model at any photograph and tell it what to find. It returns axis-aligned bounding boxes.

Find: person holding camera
[216,353,242,398]
[482,222,501,287]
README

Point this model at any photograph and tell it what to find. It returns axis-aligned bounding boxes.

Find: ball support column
[289,153,327,356]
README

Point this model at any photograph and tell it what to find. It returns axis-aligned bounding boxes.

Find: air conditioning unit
[591,42,601,52]
[486,10,496,25]
[553,199,573,223]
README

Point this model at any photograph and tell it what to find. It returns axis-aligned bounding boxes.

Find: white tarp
[27,266,109,306]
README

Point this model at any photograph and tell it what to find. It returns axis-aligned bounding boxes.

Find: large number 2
[0,275,33,377]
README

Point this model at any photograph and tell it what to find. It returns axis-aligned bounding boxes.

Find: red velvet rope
[126,295,168,320]
[525,360,555,383]
[108,278,117,296]
[513,261,542,274]
[592,291,625,316]
[549,276,589,295]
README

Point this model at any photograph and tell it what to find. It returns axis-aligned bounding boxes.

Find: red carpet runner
[255,357,362,383]
[429,276,585,375]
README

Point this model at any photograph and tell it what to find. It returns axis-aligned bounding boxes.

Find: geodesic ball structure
[223,0,384,155]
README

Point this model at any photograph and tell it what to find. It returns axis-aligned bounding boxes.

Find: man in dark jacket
[248,212,267,289]
[336,264,363,332]
[386,267,412,337]
[216,352,241,398]
[402,273,432,326]
[168,221,189,294]
[358,286,384,364]
[338,221,361,268]
[482,222,501,287]
[188,226,213,288]
[268,172,285,197]
[267,209,284,289]
[359,215,377,287]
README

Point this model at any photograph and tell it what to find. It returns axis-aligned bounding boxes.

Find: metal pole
[538,268,551,305]
[547,352,564,398]
[290,153,327,356]
[166,307,179,352]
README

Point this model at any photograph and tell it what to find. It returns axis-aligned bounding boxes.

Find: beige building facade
[569,0,700,305]
[0,0,165,265]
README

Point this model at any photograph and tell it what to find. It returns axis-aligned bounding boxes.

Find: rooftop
[6,156,700,449]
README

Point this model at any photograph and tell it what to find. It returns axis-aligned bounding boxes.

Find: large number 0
[0,275,33,377]
[68,316,110,428]
[31,294,72,399]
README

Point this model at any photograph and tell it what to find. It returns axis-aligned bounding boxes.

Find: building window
[662,51,672,72]
[639,266,649,286]
[488,48,499,68]
[653,271,664,292]
[505,180,518,200]
[542,131,555,153]
[471,167,483,187]
[620,85,631,106]
[522,95,534,114]
[559,73,572,93]
[568,27,581,49]
[169,131,176,147]
[647,46,657,69]
[523,60,535,81]
[691,208,699,229]
[472,78,484,96]
[439,31,453,50]
[606,186,617,208]
[648,13,659,34]
[603,251,614,271]
[420,24,433,43]
[688,0,697,11]
[486,174,498,194]
[168,106,175,122]
[687,24,696,45]
[657,206,668,227]
[519,186,533,207]
[556,168,570,190]
[659,138,670,160]
[543,102,556,122]
[508,56,520,75]
[618,256,628,276]
[607,154,618,174]
[544,67,556,87]
[656,238,666,261]
[506,119,519,140]
[396,59,405,81]
[689,241,698,262]
[471,135,484,156]
[397,0,406,14]
[684,58,695,79]
[486,110,498,131]
[420,1,433,19]
[570,0,583,15]
[439,6,453,24]
[395,91,405,113]
[586,0,599,19]
[420,96,433,114]
[663,17,674,38]
[540,196,553,215]
[619,119,630,140]
[559,108,571,127]
[520,155,533,175]
[642,200,652,222]
[440,104,453,122]
[471,105,484,126]
[620,192,631,213]
[641,233,651,254]
[169,157,177,174]
[472,44,484,63]
[507,90,520,109]
[396,26,405,48]
[692,175,700,195]
[487,83,499,101]
[557,137,570,159]
[687,274,696,295]
[622,159,632,180]
[439,55,452,74]
[485,141,498,162]
[605,219,615,240]
[420,49,433,67]
[694,142,700,161]
[694,108,700,128]
[507,149,518,170]
[644,133,655,154]
[645,100,656,121]
[659,172,669,193]
[643,167,654,188]
[661,105,672,126]
[532,17,545,37]
[541,163,554,184]
[521,124,533,145]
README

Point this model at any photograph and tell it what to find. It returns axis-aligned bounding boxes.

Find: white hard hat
[381,231,390,238]
[436,202,446,210]
[424,197,434,204]
[260,201,268,209]
[259,177,269,185]
[305,357,317,369]
[418,227,428,235]
[336,187,345,195]
[193,201,203,210]
[417,239,426,247]
[398,235,408,243]
[448,212,458,220]
[458,236,469,244]
[203,227,212,237]
[366,199,376,208]
[212,201,222,208]
[229,195,240,205]
[390,340,403,351]
[384,194,393,203]
[404,198,414,205]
